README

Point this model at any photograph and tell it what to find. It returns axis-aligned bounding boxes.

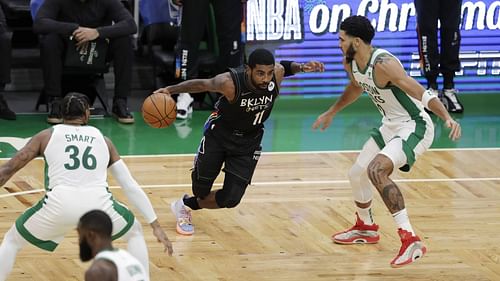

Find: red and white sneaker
[390,229,427,268]
[332,213,380,244]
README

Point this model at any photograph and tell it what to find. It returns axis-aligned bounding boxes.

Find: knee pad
[191,168,215,199]
[349,163,373,204]
[215,173,247,208]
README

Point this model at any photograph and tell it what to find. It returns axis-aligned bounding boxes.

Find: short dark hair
[61,92,90,120]
[79,210,113,237]
[248,48,275,68]
[340,15,375,44]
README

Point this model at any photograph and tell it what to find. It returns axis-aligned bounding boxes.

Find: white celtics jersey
[44,124,110,190]
[95,249,149,281]
[351,48,428,123]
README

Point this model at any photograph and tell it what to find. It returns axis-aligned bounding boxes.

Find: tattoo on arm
[374,54,391,66]
[0,138,40,185]
[381,182,405,213]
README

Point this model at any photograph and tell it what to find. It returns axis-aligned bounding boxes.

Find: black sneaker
[47,97,63,124]
[440,88,464,113]
[0,95,16,120]
[112,98,134,124]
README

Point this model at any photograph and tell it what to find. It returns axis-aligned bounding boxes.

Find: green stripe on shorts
[15,199,58,252]
[107,189,135,240]
[369,128,385,149]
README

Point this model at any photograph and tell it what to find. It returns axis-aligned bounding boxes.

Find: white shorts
[15,186,135,251]
[355,117,434,172]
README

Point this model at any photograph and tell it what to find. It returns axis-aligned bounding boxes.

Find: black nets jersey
[210,66,279,133]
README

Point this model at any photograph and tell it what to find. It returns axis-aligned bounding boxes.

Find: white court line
[1,147,500,160]
[1,177,499,199]
[119,147,500,158]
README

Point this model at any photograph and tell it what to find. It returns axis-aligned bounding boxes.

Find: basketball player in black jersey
[154,48,324,235]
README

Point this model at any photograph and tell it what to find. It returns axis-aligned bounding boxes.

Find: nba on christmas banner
[245,0,500,95]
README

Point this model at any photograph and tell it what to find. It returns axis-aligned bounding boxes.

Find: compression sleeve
[109,159,157,223]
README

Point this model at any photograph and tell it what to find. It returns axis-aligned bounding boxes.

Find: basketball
[142,93,177,128]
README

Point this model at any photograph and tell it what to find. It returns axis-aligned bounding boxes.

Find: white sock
[0,225,27,281]
[356,205,374,225]
[123,220,150,276]
[392,209,415,235]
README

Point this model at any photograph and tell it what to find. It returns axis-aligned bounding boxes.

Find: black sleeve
[96,0,137,39]
[33,0,79,35]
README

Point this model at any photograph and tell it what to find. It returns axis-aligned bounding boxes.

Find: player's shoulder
[373,52,400,72]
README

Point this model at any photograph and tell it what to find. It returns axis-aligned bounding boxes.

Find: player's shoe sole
[390,243,426,268]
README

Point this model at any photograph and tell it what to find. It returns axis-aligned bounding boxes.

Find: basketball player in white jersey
[0,93,173,281]
[312,16,461,267]
[79,210,148,281]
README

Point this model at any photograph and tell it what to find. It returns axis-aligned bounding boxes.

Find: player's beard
[249,71,269,90]
[79,238,93,262]
[345,43,356,63]
[252,77,268,90]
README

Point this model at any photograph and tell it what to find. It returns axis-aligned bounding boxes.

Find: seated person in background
[0,4,15,120]
[173,0,244,119]
[78,210,149,281]
[33,0,137,124]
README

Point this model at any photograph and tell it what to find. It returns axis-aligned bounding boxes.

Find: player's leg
[211,129,263,209]
[368,122,432,267]
[0,191,76,280]
[171,130,225,234]
[187,131,226,209]
[332,137,381,244]
[0,225,28,280]
[101,197,150,273]
[121,220,149,274]
[213,141,261,208]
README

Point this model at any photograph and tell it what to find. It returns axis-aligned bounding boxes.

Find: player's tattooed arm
[0,131,46,186]
[374,53,392,66]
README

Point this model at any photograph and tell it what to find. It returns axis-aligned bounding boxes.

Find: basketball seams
[142,93,177,128]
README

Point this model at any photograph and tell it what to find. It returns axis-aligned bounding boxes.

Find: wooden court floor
[1,149,500,281]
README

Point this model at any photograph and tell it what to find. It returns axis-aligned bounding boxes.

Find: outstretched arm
[275,60,325,86]
[312,60,363,131]
[153,72,236,102]
[106,138,173,255]
[374,56,461,141]
[0,130,50,186]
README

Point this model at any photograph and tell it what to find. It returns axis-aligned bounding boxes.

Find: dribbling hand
[153,87,171,96]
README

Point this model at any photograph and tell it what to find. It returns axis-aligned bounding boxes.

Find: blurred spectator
[0,4,15,120]
[174,0,244,119]
[415,0,464,113]
[33,0,137,124]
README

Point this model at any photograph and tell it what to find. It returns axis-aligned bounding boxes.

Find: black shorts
[194,123,263,183]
